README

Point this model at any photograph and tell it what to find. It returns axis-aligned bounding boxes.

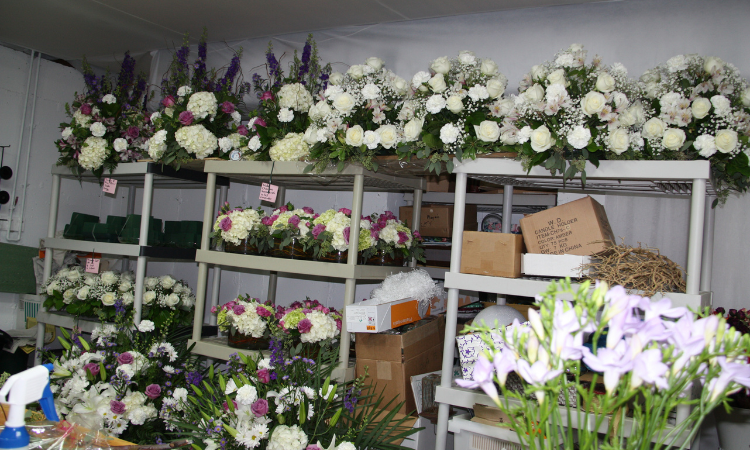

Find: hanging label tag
[85,258,100,273]
[259,182,278,203]
[102,178,117,194]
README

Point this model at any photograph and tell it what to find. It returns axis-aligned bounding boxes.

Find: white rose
[530,65,547,81]
[332,93,356,115]
[613,92,629,109]
[711,95,731,116]
[101,271,118,285]
[742,88,750,107]
[645,81,661,99]
[458,50,476,65]
[595,72,616,92]
[704,56,724,74]
[365,57,384,71]
[165,293,181,308]
[346,65,364,79]
[309,100,332,121]
[119,281,132,292]
[61,127,73,139]
[160,275,176,289]
[427,74,447,93]
[581,91,607,116]
[303,126,320,145]
[361,83,381,100]
[567,126,591,149]
[390,76,408,96]
[113,138,128,152]
[662,128,686,150]
[77,286,90,300]
[525,84,545,103]
[430,56,451,75]
[328,72,344,85]
[530,126,554,152]
[473,121,501,143]
[102,94,116,104]
[642,118,667,139]
[345,125,365,147]
[425,95,447,114]
[486,78,506,99]
[90,122,106,137]
[439,123,460,144]
[691,97,711,119]
[46,282,59,296]
[618,107,638,127]
[143,291,156,305]
[495,98,514,117]
[101,292,116,306]
[377,125,398,149]
[403,118,424,142]
[694,134,717,158]
[547,69,567,86]
[446,95,464,114]
[362,130,381,149]
[66,270,80,282]
[63,289,76,304]
[715,129,738,154]
[480,59,499,76]
[608,128,630,155]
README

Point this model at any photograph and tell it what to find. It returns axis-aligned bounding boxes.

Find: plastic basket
[455,431,525,450]
[22,294,42,321]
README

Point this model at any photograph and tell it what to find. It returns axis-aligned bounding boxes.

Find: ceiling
[0,0,603,64]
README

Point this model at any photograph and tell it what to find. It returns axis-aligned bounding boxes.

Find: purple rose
[179,111,194,126]
[261,215,278,226]
[126,126,139,139]
[83,363,99,376]
[302,207,314,215]
[237,125,248,136]
[256,306,271,317]
[251,399,269,417]
[413,230,422,241]
[370,229,380,240]
[110,400,126,415]
[338,208,352,216]
[257,369,271,384]
[145,384,161,399]
[312,224,326,239]
[288,215,300,227]
[233,305,246,315]
[343,227,350,244]
[377,217,388,229]
[278,205,289,213]
[312,213,320,220]
[298,318,313,334]
[162,96,176,107]
[336,319,342,331]
[79,103,92,115]
[118,352,134,365]
[397,231,408,245]
[220,217,232,232]
[260,91,274,101]
[221,102,235,114]
[254,117,267,128]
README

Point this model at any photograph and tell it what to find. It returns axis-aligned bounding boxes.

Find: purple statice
[185,371,203,386]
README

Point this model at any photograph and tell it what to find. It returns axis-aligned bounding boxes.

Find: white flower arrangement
[215,296,275,337]
[78,136,110,171]
[174,124,219,159]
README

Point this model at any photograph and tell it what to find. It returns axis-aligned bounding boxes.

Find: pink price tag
[102,178,117,194]
[85,258,100,274]
[259,182,279,203]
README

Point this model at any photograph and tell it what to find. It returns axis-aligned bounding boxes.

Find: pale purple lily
[455,353,499,403]
[639,297,688,322]
[708,357,750,401]
[582,340,634,394]
[631,348,668,390]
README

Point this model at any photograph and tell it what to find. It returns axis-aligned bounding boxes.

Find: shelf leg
[410,188,422,268]
[496,184,514,305]
[133,172,155,324]
[37,173,61,365]
[267,186,285,305]
[700,196,716,293]
[194,173,217,343]
[686,178,706,295]
[121,185,137,273]
[435,171,468,450]
[208,185,228,325]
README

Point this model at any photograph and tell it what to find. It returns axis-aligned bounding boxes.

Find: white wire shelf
[52,162,229,188]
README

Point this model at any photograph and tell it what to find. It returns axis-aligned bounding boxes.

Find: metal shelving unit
[36,162,228,362]
[189,161,426,380]
[434,159,716,450]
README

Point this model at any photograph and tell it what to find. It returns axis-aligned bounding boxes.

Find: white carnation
[102,94,116,104]
[113,138,128,152]
[567,126,591,150]
[90,122,106,138]
[278,108,294,123]
[694,134,717,158]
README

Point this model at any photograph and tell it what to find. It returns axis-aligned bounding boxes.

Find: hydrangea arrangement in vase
[305,57,409,173]
[460,279,750,450]
[398,50,511,174]
[509,44,646,183]
[276,299,342,353]
[55,52,151,178]
[359,211,424,266]
[148,31,248,166]
[244,35,332,162]
[213,295,276,350]
[264,203,316,259]
[640,54,750,204]
[305,208,353,263]
[212,202,269,254]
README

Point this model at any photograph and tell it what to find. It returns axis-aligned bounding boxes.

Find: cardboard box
[520,196,614,256]
[426,173,455,192]
[346,297,433,333]
[400,204,478,238]
[522,253,591,278]
[473,403,513,426]
[460,231,524,278]
[355,315,445,363]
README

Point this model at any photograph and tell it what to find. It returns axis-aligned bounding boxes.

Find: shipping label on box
[400,204,478,238]
[460,231,524,278]
[521,253,591,278]
[346,297,431,333]
[520,196,615,256]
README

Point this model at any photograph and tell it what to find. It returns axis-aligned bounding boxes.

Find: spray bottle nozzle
[0,364,59,450]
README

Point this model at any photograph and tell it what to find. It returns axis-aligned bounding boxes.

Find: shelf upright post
[267,185,286,304]
[193,173,217,344]
[132,172,155,324]
[685,178,706,295]
[339,173,365,369]
[36,173,61,364]
[496,184,515,305]
[121,186,137,273]
[410,188,423,268]
[208,185,229,325]
[700,196,716,293]
[435,171,469,450]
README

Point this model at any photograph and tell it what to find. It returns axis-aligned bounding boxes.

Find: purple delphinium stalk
[269,337,284,380]
[216,53,241,94]
[192,32,208,89]
[265,45,282,88]
[117,51,136,99]
[343,386,360,414]
[298,40,312,82]
[114,299,125,315]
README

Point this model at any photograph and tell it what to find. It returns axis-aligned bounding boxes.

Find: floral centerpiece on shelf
[141,275,196,329]
[640,54,750,203]
[460,279,750,450]
[305,57,410,172]
[45,312,203,444]
[166,342,417,450]
[148,31,249,166]
[56,52,151,178]
[244,35,332,162]
[508,44,646,182]
[263,203,316,257]
[212,202,270,254]
[214,295,277,350]
[43,267,135,321]
[305,208,352,261]
[276,299,342,350]
[397,50,511,174]
[359,212,424,265]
